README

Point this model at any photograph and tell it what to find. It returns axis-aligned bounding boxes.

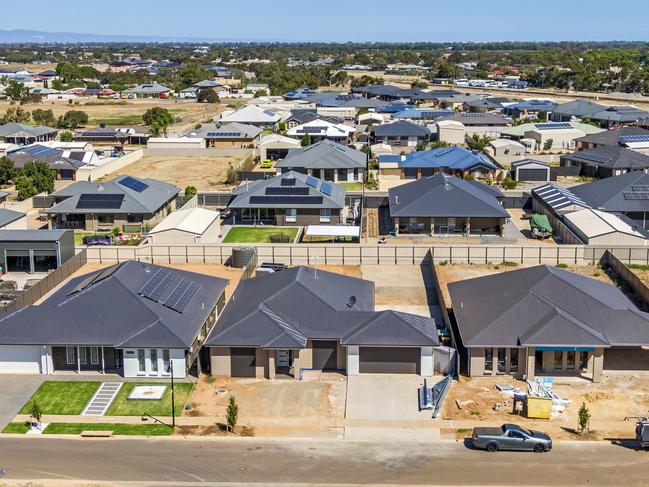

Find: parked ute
[472,424,552,452]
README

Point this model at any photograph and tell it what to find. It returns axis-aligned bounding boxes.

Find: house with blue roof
[503,99,558,120]
[392,108,453,121]
[376,101,415,114]
[379,146,499,181]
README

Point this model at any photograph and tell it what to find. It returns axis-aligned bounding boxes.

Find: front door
[277,350,290,367]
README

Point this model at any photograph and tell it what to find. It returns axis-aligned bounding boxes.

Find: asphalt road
[1,437,648,486]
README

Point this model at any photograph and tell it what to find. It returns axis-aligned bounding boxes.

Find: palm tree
[466,134,492,152]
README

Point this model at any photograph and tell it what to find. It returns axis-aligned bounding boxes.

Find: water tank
[231,247,255,268]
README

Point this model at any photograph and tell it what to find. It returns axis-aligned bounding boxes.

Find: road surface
[0,437,647,485]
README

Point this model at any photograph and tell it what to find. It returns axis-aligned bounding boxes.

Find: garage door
[312,341,337,370]
[0,346,42,373]
[230,348,256,377]
[517,168,548,182]
[359,347,420,374]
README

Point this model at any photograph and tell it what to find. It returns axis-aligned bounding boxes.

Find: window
[127,214,144,223]
[65,347,75,365]
[150,349,158,373]
[567,351,576,370]
[353,168,359,181]
[285,209,297,223]
[554,351,563,369]
[509,431,526,439]
[79,347,87,365]
[163,349,171,374]
[137,349,145,373]
[484,348,493,373]
[98,214,114,225]
[337,169,348,181]
[510,348,519,373]
[319,208,331,223]
[90,347,99,365]
[497,348,506,373]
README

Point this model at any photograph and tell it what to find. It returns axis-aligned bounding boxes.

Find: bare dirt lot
[183,375,346,437]
[112,154,243,191]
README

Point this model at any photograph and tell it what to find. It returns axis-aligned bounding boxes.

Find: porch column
[77,346,81,373]
[592,348,604,383]
[525,347,535,380]
[420,347,433,377]
[101,347,105,374]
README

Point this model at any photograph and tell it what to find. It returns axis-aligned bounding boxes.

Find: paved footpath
[0,436,648,486]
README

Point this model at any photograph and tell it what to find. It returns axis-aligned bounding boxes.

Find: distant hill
[0,29,257,44]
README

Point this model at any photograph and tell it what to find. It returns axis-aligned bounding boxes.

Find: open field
[111,154,241,191]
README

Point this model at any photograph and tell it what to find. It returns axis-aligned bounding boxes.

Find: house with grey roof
[0,122,58,145]
[73,124,150,146]
[560,145,649,178]
[371,120,431,151]
[228,171,346,227]
[206,266,440,378]
[575,126,649,151]
[0,208,26,230]
[183,122,261,148]
[388,173,508,235]
[0,260,227,377]
[448,265,649,382]
[121,82,171,99]
[549,99,607,122]
[45,175,179,232]
[276,140,367,183]
[7,143,101,180]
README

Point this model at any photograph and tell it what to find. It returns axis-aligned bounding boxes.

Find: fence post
[467,246,470,264]
[342,246,345,266]
[202,245,205,264]
[449,246,452,264]
[629,247,632,265]
[538,247,541,264]
[574,246,577,264]
[168,246,171,264]
[99,246,102,264]
[557,246,559,265]
[325,246,327,265]
[394,246,397,265]
[289,246,292,266]
[307,246,310,266]
[520,247,523,264]
[272,246,275,262]
[220,245,223,264]
[413,246,415,265]
[502,246,505,263]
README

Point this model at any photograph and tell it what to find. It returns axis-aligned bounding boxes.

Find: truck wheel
[486,442,498,452]
[534,444,546,453]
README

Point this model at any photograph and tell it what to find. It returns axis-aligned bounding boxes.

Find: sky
[3,0,649,43]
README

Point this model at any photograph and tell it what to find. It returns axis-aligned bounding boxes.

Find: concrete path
[82,382,122,416]
[0,374,44,429]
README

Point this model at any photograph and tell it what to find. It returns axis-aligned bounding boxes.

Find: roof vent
[394,195,399,205]
[346,296,357,308]
[97,184,104,192]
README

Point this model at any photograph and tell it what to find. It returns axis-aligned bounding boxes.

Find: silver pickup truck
[472,424,552,452]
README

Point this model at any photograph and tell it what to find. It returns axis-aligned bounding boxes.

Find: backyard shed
[147,208,221,244]
[564,209,648,246]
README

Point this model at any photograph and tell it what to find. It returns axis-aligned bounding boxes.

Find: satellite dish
[346,296,357,308]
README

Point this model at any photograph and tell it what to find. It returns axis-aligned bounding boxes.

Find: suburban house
[73,125,150,146]
[7,143,101,181]
[521,122,594,151]
[464,97,512,113]
[284,110,344,130]
[227,171,346,226]
[588,106,649,128]
[559,146,649,178]
[316,94,386,110]
[0,229,75,274]
[549,99,607,122]
[206,266,440,378]
[121,82,171,99]
[258,134,301,161]
[487,139,528,157]
[45,176,179,232]
[219,105,280,127]
[391,108,454,122]
[287,119,356,143]
[0,209,27,230]
[0,261,227,377]
[0,123,58,145]
[502,100,558,119]
[183,122,261,148]
[448,265,649,382]
[499,121,603,147]
[371,120,431,151]
[275,140,367,182]
[564,209,649,246]
[147,207,221,245]
[387,173,508,235]
[432,113,510,138]
[574,126,649,152]
[379,146,499,180]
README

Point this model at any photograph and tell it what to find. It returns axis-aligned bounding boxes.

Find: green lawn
[105,382,193,417]
[74,231,111,246]
[340,182,363,191]
[19,381,100,415]
[222,226,299,243]
[43,423,173,436]
[628,264,649,271]
[3,422,30,434]
[89,114,143,126]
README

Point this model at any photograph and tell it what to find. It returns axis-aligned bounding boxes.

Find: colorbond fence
[82,243,649,267]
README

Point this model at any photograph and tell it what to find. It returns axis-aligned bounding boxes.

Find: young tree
[226,396,239,433]
[22,161,56,194]
[57,110,89,129]
[143,107,174,135]
[32,108,56,127]
[184,185,197,197]
[543,138,554,151]
[578,403,591,433]
[15,175,38,201]
[301,133,312,147]
[59,131,74,142]
[29,401,43,427]
[0,157,16,184]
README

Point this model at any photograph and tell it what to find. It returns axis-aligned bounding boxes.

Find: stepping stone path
[82,382,122,416]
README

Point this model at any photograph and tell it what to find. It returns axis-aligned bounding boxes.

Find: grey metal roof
[228,170,345,210]
[184,122,262,140]
[122,83,171,94]
[574,126,649,147]
[0,122,57,138]
[285,112,343,126]
[449,265,649,348]
[372,120,431,138]
[276,140,367,170]
[0,208,25,228]
[569,170,649,213]
[8,145,87,171]
[532,184,591,212]
[434,112,510,126]
[551,99,607,118]
[561,146,649,171]
[0,260,228,348]
[0,229,71,242]
[206,266,438,348]
[388,173,509,218]
[46,176,179,215]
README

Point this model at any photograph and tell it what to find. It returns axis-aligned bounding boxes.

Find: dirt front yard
[182,375,346,437]
[112,154,244,191]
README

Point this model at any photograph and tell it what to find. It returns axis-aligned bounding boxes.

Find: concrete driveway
[346,374,442,421]
[0,375,44,429]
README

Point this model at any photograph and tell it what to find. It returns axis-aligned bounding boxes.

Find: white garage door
[0,345,42,373]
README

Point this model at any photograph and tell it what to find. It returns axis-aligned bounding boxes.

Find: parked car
[472,424,552,452]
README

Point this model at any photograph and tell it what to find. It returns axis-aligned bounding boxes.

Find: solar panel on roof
[534,122,572,130]
[266,187,310,196]
[249,195,324,205]
[149,272,182,302]
[574,151,612,164]
[620,135,649,143]
[319,182,333,197]
[461,113,486,117]
[164,281,200,313]
[119,176,149,193]
[76,193,124,209]
[631,185,649,192]
[206,132,242,137]
[297,127,327,134]
[280,178,296,186]
[624,192,649,200]
[138,268,168,297]
[306,176,320,189]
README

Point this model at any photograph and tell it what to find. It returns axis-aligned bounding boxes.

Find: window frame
[285,208,297,223]
[65,346,75,365]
